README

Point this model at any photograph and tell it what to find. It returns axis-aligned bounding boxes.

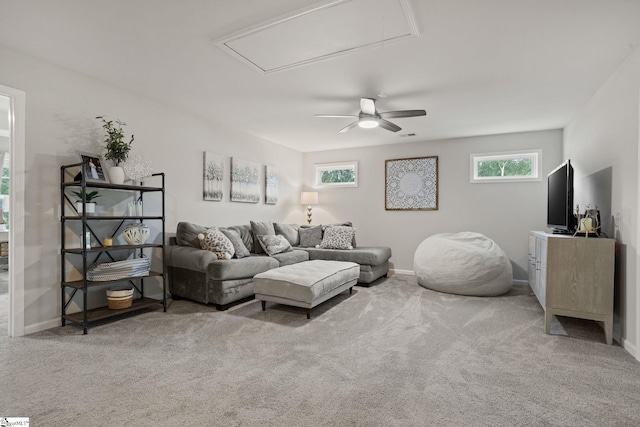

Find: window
[314,161,358,187]
[470,150,541,183]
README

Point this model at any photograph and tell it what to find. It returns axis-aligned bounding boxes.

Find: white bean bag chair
[413,232,513,296]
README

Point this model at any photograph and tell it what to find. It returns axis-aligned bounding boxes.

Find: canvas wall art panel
[203,152,224,201]
[265,165,278,205]
[385,156,438,210]
[231,157,260,203]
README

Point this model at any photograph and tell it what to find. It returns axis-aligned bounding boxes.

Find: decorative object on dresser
[385,156,438,211]
[203,152,224,201]
[230,157,260,203]
[300,191,319,224]
[97,115,134,185]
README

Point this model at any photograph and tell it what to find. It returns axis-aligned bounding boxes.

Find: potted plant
[72,190,100,215]
[96,115,134,184]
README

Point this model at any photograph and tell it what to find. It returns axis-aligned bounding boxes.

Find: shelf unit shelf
[63,244,163,254]
[60,163,167,334]
[63,297,163,324]
[62,271,164,289]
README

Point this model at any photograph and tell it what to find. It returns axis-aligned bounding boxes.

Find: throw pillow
[256,234,292,256]
[220,228,251,259]
[176,221,207,248]
[274,223,300,246]
[250,221,276,254]
[320,226,355,250]
[323,222,357,248]
[299,225,323,248]
[198,227,235,260]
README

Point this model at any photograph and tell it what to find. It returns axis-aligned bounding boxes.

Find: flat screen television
[547,159,575,234]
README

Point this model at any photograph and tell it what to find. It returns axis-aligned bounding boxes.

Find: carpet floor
[1,274,639,426]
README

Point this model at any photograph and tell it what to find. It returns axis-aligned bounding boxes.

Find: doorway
[0,85,25,337]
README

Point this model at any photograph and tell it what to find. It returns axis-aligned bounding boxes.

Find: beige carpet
[1,275,639,426]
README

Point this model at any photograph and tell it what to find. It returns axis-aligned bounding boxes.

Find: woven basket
[107,295,133,309]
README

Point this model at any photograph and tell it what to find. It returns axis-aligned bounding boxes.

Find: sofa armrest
[166,245,217,273]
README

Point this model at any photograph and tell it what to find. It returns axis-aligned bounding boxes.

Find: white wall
[302,130,563,278]
[0,45,303,333]
[563,47,640,355]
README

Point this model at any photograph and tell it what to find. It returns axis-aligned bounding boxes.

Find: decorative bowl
[122,223,150,245]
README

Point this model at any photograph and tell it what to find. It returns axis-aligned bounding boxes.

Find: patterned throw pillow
[319,226,355,250]
[256,234,292,256]
[198,227,235,260]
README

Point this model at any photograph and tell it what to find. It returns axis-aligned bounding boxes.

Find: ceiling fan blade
[378,119,401,132]
[360,98,376,115]
[338,121,360,133]
[314,114,358,118]
[379,110,427,119]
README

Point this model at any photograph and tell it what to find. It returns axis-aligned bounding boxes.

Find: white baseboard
[623,339,637,359]
[24,318,60,335]
[389,272,530,285]
[390,269,414,276]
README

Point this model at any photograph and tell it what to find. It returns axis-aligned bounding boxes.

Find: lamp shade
[300,191,319,205]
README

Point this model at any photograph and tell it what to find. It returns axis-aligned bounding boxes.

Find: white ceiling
[1,0,639,153]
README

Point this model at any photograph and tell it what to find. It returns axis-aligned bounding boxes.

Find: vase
[76,202,96,215]
[110,166,125,185]
[122,223,150,245]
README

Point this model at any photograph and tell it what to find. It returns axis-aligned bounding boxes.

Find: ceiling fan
[314,98,426,133]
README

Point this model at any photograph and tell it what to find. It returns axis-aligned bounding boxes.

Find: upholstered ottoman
[253,260,360,318]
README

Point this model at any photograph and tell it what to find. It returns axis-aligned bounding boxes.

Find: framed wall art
[385,156,438,211]
[203,152,224,201]
[265,165,278,205]
[230,157,260,203]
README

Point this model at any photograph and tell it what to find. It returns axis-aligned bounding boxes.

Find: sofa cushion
[274,223,300,246]
[221,225,254,253]
[220,228,251,259]
[250,221,275,254]
[256,234,292,256]
[271,249,309,267]
[198,227,235,259]
[206,255,279,280]
[176,221,207,248]
[299,225,323,247]
[320,225,355,250]
[302,246,392,266]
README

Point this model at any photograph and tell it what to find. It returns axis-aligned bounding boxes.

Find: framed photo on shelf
[77,152,110,183]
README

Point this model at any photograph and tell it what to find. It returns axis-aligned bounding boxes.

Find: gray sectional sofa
[166,221,392,309]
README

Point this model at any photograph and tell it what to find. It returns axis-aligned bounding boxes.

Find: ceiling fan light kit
[316,98,426,133]
[358,118,379,129]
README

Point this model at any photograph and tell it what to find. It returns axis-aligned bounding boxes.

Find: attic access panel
[215,0,419,74]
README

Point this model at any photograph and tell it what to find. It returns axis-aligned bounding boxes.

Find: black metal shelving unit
[60,162,166,334]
